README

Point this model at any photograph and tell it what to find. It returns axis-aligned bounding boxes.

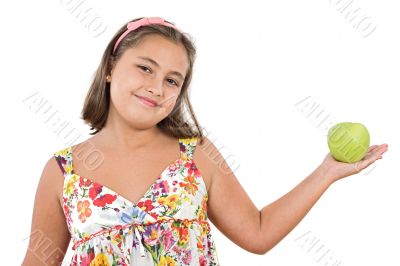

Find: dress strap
[179,137,199,161]
[53,146,74,178]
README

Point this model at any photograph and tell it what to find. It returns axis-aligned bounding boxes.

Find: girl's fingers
[377,144,388,158]
[353,144,388,173]
[366,144,388,162]
[364,145,378,158]
[366,144,388,156]
[367,145,378,153]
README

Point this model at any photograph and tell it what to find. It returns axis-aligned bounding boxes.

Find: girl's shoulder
[189,136,219,192]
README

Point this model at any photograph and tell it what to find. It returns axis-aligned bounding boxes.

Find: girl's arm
[197,137,387,255]
[257,145,387,253]
[22,157,71,265]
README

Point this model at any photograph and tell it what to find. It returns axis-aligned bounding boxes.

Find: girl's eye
[138,65,151,73]
[167,78,178,86]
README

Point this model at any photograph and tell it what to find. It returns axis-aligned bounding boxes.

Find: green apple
[327,122,370,163]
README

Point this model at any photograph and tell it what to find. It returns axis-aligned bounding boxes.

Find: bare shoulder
[192,136,227,193]
[22,154,70,265]
[196,136,232,172]
[43,155,67,205]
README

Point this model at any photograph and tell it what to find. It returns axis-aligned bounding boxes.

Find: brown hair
[81,17,204,145]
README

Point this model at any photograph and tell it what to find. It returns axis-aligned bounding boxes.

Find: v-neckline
[67,137,185,207]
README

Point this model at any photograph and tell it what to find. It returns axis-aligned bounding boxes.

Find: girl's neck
[91,125,166,153]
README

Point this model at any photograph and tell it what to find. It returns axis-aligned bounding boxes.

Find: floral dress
[53,137,220,266]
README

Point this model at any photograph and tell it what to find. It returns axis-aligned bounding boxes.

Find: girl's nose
[146,78,164,97]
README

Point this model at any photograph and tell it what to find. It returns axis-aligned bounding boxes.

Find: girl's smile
[135,94,159,108]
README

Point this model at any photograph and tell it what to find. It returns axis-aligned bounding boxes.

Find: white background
[2,0,399,265]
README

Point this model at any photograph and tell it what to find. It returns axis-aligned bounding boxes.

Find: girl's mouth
[135,95,158,107]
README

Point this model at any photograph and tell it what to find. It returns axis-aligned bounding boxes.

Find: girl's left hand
[320,143,389,183]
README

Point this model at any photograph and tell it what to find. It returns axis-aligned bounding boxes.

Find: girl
[22,17,388,266]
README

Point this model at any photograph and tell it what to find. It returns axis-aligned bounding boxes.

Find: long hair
[81,17,204,145]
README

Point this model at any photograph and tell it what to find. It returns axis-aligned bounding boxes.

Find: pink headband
[112,17,183,55]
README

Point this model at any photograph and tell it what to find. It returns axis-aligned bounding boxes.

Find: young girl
[22,17,388,266]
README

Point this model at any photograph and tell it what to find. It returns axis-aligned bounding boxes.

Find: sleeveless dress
[53,137,220,266]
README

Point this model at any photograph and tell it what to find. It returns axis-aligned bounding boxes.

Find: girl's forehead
[129,35,186,55]
[121,36,189,75]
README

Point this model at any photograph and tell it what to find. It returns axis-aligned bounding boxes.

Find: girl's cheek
[159,94,177,112]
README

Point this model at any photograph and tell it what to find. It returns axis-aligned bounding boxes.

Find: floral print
[77,200,92,223]
[54,137,220,265]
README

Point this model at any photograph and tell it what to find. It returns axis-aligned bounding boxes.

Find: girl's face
[108,34,189,129]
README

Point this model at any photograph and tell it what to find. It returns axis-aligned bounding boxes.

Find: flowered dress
[53,137,220,265]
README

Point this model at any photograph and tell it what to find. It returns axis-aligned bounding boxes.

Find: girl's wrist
[314,164,337,185]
